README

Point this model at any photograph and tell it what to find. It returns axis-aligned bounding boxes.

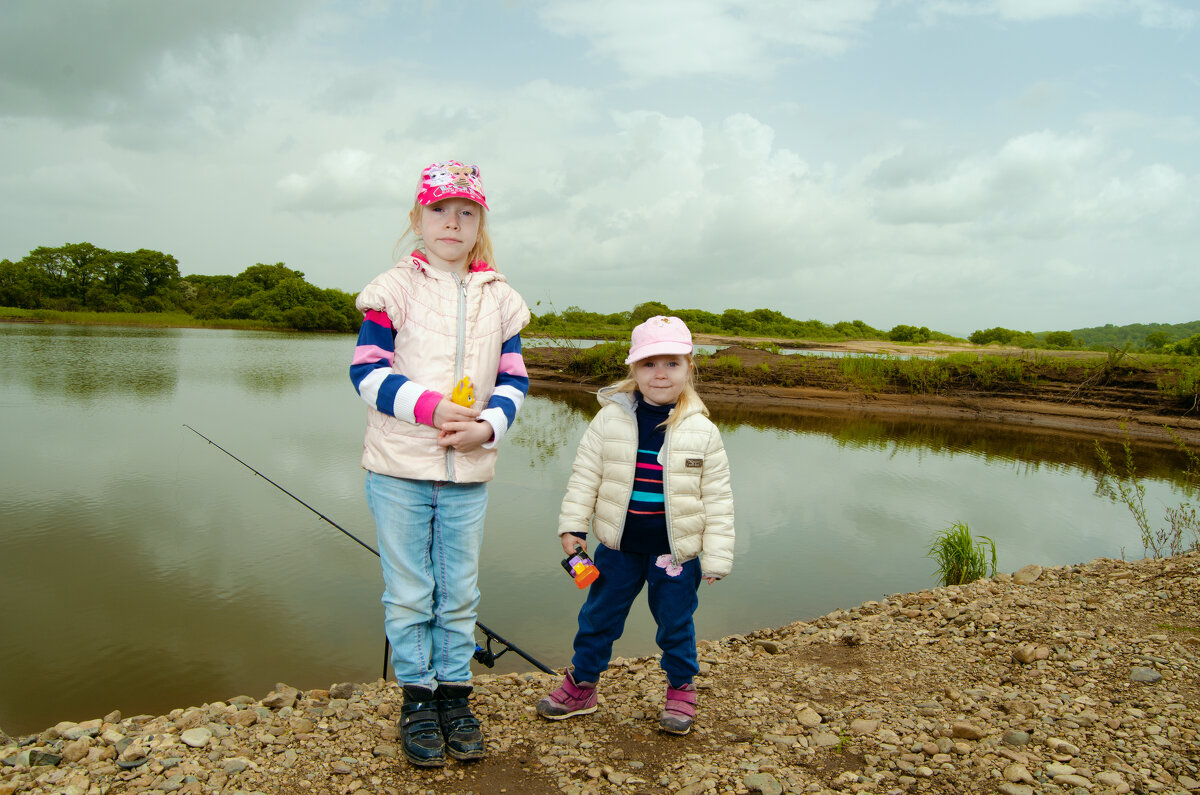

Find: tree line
[1,243,360,332]
[3,243,1197,350]
[970,322,1200,355]
[527,301,908,343]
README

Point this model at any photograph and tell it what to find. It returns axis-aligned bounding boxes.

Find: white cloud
[1,1,1196,335]
[870,130,1112,233]
[537,0,878,80]
[277,148,411,213]
[488,102,1197,333]
[914,0,1196,27]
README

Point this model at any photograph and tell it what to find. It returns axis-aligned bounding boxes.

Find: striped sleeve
[478,332,529,446]
[349,309,443,425]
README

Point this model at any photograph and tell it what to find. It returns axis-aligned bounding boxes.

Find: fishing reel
[473,636,507,668]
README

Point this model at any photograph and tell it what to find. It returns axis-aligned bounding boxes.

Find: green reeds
[928,521,997,586]
[1094,424,1200,558]
[564,341,630,380]
[837,356,893,393]
[1156,360,1200,409]
[709,355,744,375]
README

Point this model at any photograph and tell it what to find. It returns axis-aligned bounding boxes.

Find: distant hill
[1067,320,1200,349]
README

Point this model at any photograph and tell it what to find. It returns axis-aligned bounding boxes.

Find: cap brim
[625,341,693,364]
[417,188,489,210]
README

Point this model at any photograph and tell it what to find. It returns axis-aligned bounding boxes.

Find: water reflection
[702,401,1192,484]
[0,324,180,400]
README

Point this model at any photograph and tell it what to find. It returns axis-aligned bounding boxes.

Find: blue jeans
[365,472,488,689]
[571,544,702,688]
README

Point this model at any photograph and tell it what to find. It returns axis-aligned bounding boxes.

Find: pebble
[179,727,212,748]
[1013,564,1043,584]
[2,553,1197,794]
[743,771,784,794]
[1131,666,1164,683]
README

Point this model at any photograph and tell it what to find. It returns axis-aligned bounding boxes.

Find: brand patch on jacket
[685,458,702,468]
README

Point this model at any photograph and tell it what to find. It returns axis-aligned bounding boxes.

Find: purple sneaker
[536,670,598,720]
[660,682,696,735]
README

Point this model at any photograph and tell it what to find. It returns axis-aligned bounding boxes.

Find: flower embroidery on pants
[655,554,683,577]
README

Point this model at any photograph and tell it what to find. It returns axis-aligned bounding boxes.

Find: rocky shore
[4,553,1197,795]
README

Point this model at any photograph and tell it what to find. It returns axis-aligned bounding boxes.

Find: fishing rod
[183,424,556,676]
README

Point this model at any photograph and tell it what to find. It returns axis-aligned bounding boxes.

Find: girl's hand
[437,419,493,452]
[561,536,586,556]
[704,577,720,585]
[432,398,480,429]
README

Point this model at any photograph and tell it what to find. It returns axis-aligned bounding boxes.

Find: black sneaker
[399,685,445,767]
[437,683,485,761]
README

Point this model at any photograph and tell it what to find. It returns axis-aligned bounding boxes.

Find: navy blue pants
[570,544,702,688]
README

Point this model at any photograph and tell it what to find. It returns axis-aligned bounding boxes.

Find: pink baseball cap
[416,160,488,210]
[626,316,694,364]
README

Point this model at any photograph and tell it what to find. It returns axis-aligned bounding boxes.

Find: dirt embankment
[523,340,1200,447]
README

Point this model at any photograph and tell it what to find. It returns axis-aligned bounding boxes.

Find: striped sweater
[350,253,530,482]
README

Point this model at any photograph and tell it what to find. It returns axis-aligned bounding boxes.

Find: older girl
[351,160,529,767]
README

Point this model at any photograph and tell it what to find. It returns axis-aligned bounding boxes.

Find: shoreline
[528,372,1200,449]
[4,553,1197,794]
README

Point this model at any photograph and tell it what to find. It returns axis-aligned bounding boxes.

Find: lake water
[0,323,1191,736]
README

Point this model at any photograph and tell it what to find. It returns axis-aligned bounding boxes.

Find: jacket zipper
[445,272,468,482]
[660,423,679,565]
[613,398,635,550]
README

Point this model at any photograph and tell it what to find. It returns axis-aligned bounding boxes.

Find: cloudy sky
[2,0,1197,337]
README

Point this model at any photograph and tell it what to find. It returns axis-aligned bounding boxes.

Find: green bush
[1165,333,1200,357]
[1043,331,1076,348]
[710,355,744,373]
[928,522,997,586]
[565,342,629,380]
[969,327,1017,345]
[889,324,931,343]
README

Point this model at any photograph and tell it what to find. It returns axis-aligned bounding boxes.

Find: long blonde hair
[611,354,707,429]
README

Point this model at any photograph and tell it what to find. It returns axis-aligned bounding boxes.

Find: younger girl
[536,316,735,735]
[350,160,529,767]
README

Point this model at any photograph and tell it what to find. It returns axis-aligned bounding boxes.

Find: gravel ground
[3,552,1197,795]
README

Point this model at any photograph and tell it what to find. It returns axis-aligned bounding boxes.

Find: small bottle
[561,544,599,588]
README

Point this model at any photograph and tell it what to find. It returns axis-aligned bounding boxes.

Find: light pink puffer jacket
[355,256,529,483]
[558,387,736,579]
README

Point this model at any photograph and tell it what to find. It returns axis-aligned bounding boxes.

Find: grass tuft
[564,342,630,381]
[928,521,997,586]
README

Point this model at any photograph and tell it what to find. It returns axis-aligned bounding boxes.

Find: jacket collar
[409,251,497,275]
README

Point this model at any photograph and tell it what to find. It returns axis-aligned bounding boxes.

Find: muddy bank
[524,345,1200,447]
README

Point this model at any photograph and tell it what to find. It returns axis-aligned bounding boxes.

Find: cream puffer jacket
[558,387,735,579]
[355,256,529,483]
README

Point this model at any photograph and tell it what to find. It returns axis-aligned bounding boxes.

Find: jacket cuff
[477,407,508,448]
[413,390,443,426]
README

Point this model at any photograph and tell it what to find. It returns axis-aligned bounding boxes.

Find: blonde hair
[611,354,707,429]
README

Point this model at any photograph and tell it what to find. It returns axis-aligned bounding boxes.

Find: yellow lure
[451,376,475,407]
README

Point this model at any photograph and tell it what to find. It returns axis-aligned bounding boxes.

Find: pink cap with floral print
[416,160,488,210]
[625,316,694,364]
